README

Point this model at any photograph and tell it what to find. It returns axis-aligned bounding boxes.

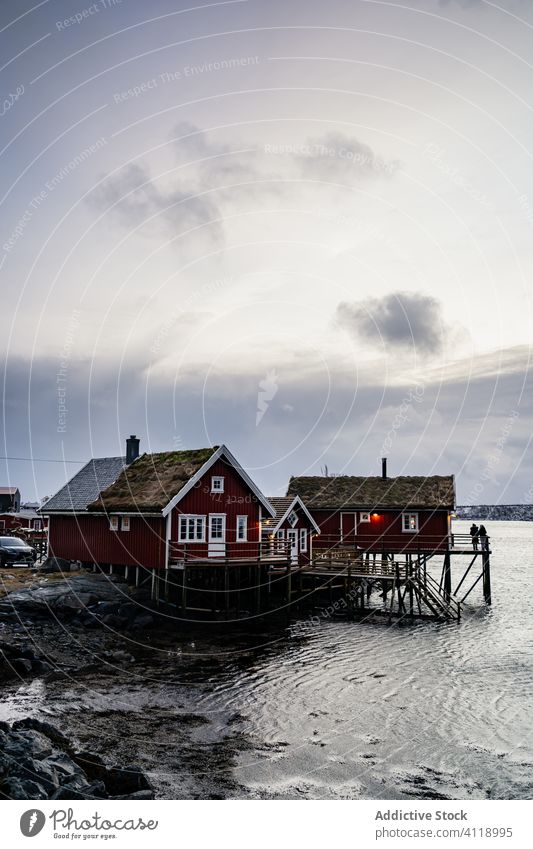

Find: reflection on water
[2,522,532,799]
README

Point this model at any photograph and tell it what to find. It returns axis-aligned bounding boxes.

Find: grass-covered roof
[88,447,218,512]
[287,475,455,510]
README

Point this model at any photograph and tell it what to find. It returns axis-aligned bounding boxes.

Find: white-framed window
[121,516,130,532]
[236,515,248,542]
[209,514,226,540]
[299,528,307,552]
[33,519,42,531]
[211,476,224,493]
[109,516,119,532]
[179,514,206,542]
[402,512,419,532]
[276,529,285,539]
[288,510,298,528]
[359,512,371,523]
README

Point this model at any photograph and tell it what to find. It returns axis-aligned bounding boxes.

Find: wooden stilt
[182,566,188,611]
[482,550,492,604]
[224,563,229,616]
[443,552,452,599]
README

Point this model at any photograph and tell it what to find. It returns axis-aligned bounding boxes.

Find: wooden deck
[151,533,491,623]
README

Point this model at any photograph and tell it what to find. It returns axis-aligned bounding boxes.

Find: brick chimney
[126,435,140,465]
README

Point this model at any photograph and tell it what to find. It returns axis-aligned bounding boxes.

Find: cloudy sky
[1,0,532,504]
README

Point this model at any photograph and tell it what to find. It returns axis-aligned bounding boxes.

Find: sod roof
[286,475,455,510]
[88,447,218,512]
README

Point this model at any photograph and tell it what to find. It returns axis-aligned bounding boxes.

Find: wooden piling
[482,550,492,604]
[443,551,452,599]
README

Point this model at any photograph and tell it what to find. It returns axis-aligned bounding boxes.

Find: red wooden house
[286,461,455,554]
[0,487,20,513]
[262,496,320,565]
[42,439,282,570]
[0,487,46,535]
[0,509,46,534]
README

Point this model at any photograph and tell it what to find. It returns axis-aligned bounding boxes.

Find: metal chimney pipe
[126,435,140,465]
[381,457,387,479]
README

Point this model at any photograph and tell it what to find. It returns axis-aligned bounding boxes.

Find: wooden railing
[168,538,290,564]
[312,532,490,553]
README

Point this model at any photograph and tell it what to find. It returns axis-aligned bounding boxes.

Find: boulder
[0,574,132,618]
[38,556,70,574]
[0,720,154,800]
[0,643,54,681]
[11,658,33,675]
[131,614,155,630]
[104,765,152,796]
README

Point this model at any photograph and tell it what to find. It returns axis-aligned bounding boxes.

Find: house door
[340,512,357,545]
[287,529,298,564]
[208,514,226,557]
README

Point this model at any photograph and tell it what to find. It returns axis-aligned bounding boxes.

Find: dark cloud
[336,291,445,355]
[2,347,532,505]
[296,132,400,181]
[88,161,224,247]
[88,124,400,248]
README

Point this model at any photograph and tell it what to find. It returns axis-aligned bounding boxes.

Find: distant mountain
[455,505,533,521]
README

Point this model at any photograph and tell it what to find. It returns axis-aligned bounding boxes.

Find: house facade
[286,468,455,553]
[0,509,46,533]
[43,440,281,569]
[262,495,320,565]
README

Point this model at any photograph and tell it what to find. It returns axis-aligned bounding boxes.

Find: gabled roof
[267,496,295,517]
[3,509,40,520]
[287,475,455,510]
[0,487,19,495]
[88,445,276,517]
[41,457,126,513]
[264,495,321,534]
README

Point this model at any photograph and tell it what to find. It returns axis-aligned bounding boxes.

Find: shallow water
[2,521,532,799]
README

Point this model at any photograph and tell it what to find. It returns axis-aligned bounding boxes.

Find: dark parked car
[0,536,37,566]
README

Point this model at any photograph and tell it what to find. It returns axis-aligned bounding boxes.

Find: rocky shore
[456,504,533,521]
[0,718,154,800]
[0,563,257,800]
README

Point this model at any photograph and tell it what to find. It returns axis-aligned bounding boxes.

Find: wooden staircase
[307,551,461,621]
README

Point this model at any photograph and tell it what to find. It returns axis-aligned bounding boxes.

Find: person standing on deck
[478,524,489,550]
[470,523,479,549]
